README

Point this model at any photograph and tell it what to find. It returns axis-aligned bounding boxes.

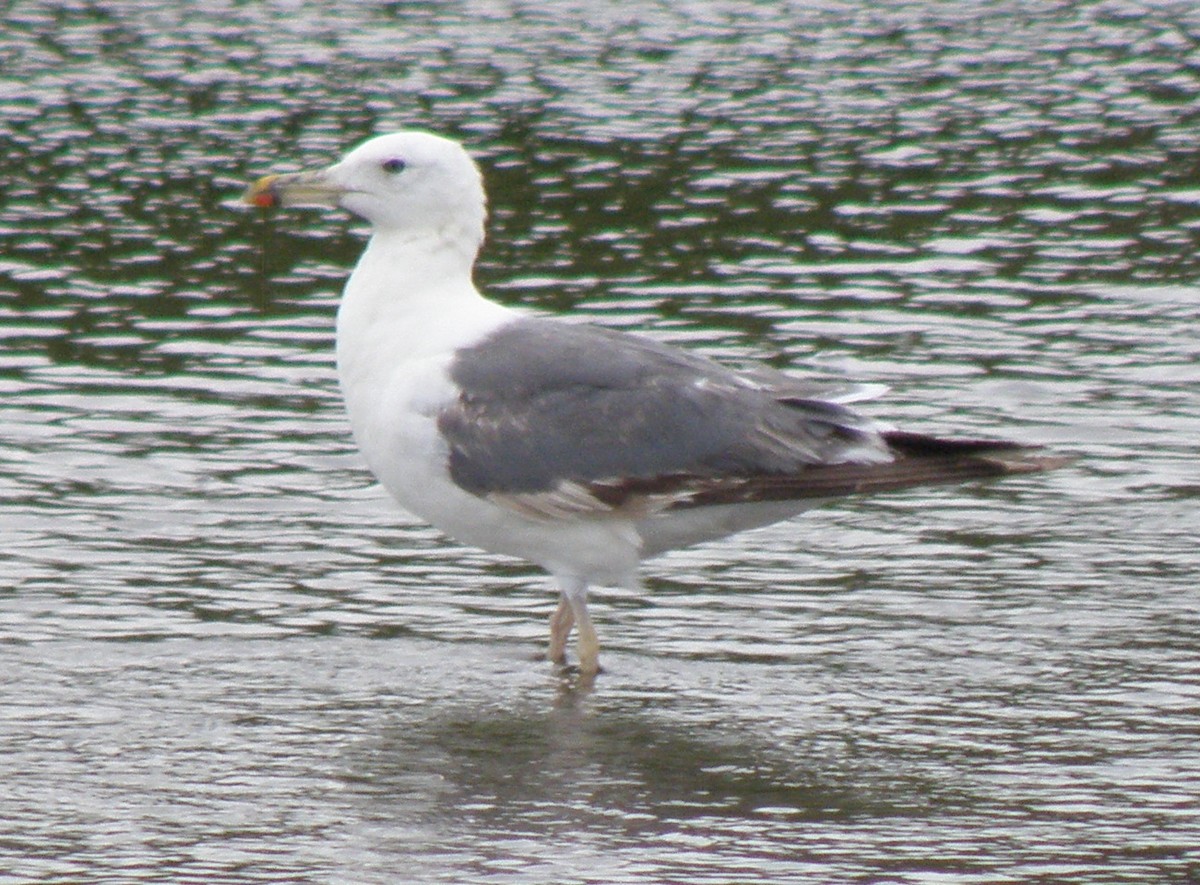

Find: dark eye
[381,158,406,174]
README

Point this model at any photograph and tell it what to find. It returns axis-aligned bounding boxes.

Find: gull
[244,131,1064,679]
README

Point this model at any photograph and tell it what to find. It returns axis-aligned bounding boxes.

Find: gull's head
[244,131,487,251]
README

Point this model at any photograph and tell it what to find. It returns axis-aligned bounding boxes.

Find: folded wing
[437,319,1061,521]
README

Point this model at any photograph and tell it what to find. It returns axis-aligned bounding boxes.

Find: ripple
[3,1,1199,882]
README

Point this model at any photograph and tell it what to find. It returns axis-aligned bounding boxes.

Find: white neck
[354,224,479,292]
[334,227,513,400]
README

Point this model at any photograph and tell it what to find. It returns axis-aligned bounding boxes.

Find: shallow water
[3,1,1199,882]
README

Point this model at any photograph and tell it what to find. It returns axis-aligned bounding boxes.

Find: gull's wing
[436,319,901,519]
[437,318,1062,521]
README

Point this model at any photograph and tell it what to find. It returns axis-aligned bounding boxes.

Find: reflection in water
[3,0,1199,882]
[346,673,963,882]
[369,698,944,825]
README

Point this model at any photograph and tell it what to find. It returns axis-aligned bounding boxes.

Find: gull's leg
[547,596,575,665]
[560,576,600,677]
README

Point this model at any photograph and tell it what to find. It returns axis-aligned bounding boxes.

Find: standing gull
[244,131,1064,679]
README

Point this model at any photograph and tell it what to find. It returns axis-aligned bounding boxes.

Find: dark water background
[2,1,1198,882]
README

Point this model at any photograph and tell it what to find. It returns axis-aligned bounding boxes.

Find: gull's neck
[335,225,513,387]
[352,225,479,299]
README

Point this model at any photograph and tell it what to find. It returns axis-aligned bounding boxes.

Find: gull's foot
[554,661,601,694]
[555,660,603,677]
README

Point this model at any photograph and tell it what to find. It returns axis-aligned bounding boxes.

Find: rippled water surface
[3,1,1199,882]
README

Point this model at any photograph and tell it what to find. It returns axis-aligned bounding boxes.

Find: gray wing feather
[437,319,889,507]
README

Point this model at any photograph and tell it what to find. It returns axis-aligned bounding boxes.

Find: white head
[246,131,487,257]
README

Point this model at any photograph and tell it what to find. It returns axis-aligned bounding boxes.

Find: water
[2,1,1199,882]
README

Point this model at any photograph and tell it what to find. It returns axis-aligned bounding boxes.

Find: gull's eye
[381,158,407,174]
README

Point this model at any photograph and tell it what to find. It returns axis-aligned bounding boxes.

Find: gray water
[3,1,1199,882]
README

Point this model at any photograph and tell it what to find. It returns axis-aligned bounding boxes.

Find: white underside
[637,499,820,559]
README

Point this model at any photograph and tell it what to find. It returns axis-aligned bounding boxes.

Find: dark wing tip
[881,430,1073,477]
[635,432,1072,510]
